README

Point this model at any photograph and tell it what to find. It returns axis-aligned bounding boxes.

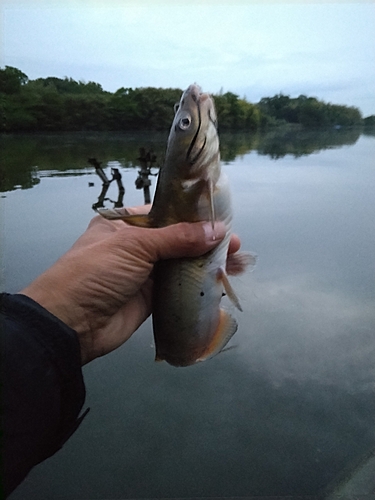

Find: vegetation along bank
[1,66,373,133]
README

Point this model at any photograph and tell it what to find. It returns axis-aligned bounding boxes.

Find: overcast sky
[1,0,374,116]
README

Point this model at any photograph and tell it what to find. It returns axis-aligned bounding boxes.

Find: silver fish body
[150,84,241,366]
[98,84,247,367]
[153,170,237,366]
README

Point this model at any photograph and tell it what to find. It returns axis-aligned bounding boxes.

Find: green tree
[64,93,110,130]
[214,92,260,130]
[109,87,181,130]
[258,93,363,128]
[0,66,366,133]
[0,66,28,94]
[32,76,105,95]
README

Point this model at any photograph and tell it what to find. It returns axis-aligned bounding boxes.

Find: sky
[1,0,374,116]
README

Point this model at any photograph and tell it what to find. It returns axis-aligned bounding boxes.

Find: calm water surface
[1,129,375,498]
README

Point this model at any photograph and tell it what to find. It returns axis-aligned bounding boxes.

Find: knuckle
[178,223,202,251]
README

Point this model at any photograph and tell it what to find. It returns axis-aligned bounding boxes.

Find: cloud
[1,1,374,114]
[235,272,375,392]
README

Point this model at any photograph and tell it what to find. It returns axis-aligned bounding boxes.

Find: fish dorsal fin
[197,309,237,362]
[96,208,153,228]
[217,267,242,311]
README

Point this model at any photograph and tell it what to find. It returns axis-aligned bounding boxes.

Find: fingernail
[202,221,227,242]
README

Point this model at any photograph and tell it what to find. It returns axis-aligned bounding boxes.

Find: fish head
[166,84,220,181]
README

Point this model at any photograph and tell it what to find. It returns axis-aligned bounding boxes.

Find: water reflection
[135,148,159,204]
[0,127,363,192]
[363,127,375,138]
[90,148,159,209]
[254,126,361,159]
[0,132,166,192]
[91,182,126,211]
[89,157,126,210]
[219,126,361,162]
[2,129,375,498]
[88,157,111,185]
[91,183,109,210]
[0,165,40,192]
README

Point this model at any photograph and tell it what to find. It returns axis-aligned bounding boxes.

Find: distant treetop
[0,66,370,133]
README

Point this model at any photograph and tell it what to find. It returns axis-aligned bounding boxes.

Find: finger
[136,221,228,261]
[87,215,120,231]
[71,216,120,249]
[228,233,241,255]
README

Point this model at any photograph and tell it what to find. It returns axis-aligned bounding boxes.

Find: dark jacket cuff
[1,292,88,497]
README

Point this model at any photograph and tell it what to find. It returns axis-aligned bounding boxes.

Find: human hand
[21,206,241,365]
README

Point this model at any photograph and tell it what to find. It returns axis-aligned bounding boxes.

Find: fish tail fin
[197,309,237,362]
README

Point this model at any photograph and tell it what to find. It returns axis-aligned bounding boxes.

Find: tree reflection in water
[0,127,363,194]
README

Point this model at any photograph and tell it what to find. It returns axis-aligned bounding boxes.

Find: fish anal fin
[226,251,257,276]
[96,208,153,228]
[217,267,242,311]
[197,309,237,362]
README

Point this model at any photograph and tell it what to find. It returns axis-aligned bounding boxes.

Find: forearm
[20,257,92,362]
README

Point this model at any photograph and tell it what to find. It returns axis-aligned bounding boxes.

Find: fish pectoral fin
[217,267,242,311]
[197,309,237,362]
[118,214,153,227]
[96,208,153,227]
[226,250,258,276]
[96,207,129,219]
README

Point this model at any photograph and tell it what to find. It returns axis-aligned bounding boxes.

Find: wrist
[21,272,91,364]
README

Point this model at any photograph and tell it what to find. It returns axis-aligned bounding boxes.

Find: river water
[2,128,375,498]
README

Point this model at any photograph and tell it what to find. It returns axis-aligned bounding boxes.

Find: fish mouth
[187,84,210,106]
[186,102,203,164]
[184,85,216,165]
[188,84,202,101]
[186,86,205,164]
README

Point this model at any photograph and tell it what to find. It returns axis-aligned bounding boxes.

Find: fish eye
[179,115,191,130]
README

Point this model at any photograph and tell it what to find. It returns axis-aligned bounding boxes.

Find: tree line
[0,66,372,133]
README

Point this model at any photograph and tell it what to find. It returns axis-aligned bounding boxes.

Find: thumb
[143,221,227,261]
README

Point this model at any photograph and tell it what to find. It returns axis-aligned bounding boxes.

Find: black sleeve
[1,293,88,497]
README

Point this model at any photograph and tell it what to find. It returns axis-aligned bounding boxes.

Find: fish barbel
[98,84,254,366]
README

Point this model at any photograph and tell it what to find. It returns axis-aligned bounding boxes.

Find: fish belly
[152,250,225,367]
